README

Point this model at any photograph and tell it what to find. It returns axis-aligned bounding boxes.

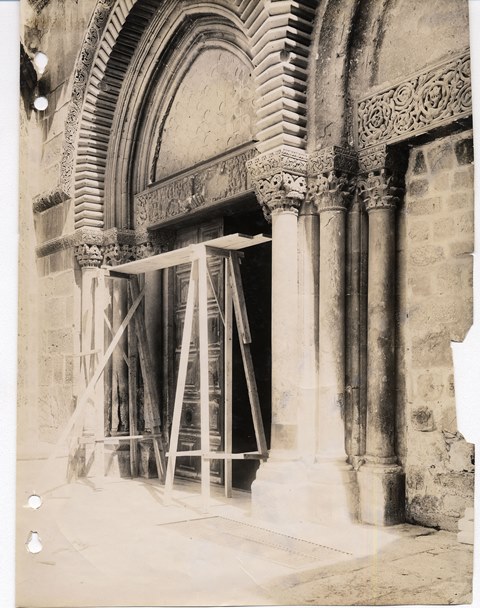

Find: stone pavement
[16,461,474,607]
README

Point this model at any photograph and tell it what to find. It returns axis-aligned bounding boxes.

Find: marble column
[309,146,358,523]
[297,198,319,464]
[246,148,310,521]
[357,152,405,525]
[75,242,105,481]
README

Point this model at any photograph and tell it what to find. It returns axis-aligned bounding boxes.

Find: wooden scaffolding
[39,233,270,508]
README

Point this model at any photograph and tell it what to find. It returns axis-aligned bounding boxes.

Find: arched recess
[105,10,254,230]
[60,0,317,231]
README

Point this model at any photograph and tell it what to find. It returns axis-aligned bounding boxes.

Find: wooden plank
[127,289,139,478]
[37,284,146,493]
[128,277,167,482]
[230,256,268,458]
[224,256,233,498]
[163,261,197,504]
[112,234,271,275]
[229,254,251,344]
[197,247,211,511]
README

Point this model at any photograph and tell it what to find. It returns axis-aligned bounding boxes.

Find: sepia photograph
[14,0,477,606]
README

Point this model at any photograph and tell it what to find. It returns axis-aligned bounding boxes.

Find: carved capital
[308,146,357,213]
[357,170,403,212]
[74,243,104,268]
[357,147,406,212]
[246,149,307,221]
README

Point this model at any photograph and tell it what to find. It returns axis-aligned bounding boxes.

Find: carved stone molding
[135,147,256,228]
[60,0,116,199]
[33,188,70,214]
[357,50,471,150]
[308,146,357,213]
[246,148,307,221]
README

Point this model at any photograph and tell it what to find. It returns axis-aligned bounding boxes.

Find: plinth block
[358,464,405,526]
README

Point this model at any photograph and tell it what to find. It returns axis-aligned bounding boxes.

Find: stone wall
[19,0,96,449]
[399,130,474,531]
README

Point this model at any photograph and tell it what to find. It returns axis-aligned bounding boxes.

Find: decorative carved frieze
[135,147,256,227]
[246,148,307,220]
[308,146,357,213]
[357,50,471,150]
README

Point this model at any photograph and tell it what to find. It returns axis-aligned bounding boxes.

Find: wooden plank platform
[109,233,271,275]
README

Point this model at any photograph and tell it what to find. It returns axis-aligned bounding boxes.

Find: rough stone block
[427,141,454,174]
[407,273,431,297]
[435,262,464,294]
[454,138,473,166]
[409,244,444,267]
[433,217,455,240]
[411,407,435,432]
[449,239,474,257]
[408,220,430,242]
[415,371,444,401]
[452,167,474,190]
[411,330,451,368]
[408,179,429,198]
[412,150,427,174]
[455,211,474,235]
[445,191,473,212]
[406,196,441,215]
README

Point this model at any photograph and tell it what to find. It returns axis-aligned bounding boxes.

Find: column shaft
[297,205,319,463]
[317,209,347,461]
[270,208,299,456]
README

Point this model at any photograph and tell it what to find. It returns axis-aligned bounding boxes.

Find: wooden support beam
[37,284,146,493]
[128,289,139,478]
[128,277,167,482]
[197,247,211,511]
[230,254,268,457]
[224,256,233,498]
[164,261,197,504]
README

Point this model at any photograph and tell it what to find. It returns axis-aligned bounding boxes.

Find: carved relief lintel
[308,146,358,213]
[357,147,405,213]
[246,149,307,221]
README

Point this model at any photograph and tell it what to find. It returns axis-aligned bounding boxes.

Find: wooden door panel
[172,219,224,484]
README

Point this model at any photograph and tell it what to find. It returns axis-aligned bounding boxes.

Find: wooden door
[172,220,224,484]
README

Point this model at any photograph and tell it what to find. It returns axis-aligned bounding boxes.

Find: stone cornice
[246,148,307,220]
[356,49,471,150]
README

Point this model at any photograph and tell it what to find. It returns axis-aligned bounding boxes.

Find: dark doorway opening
[224,207,272,491]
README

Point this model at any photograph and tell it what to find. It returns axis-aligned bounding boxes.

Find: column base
[357,463,405,525]
[251,458,359,525]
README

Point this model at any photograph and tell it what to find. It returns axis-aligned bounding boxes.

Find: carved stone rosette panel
[246,149,308,221]
[357,50,471,150]
[308,146,358,213]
